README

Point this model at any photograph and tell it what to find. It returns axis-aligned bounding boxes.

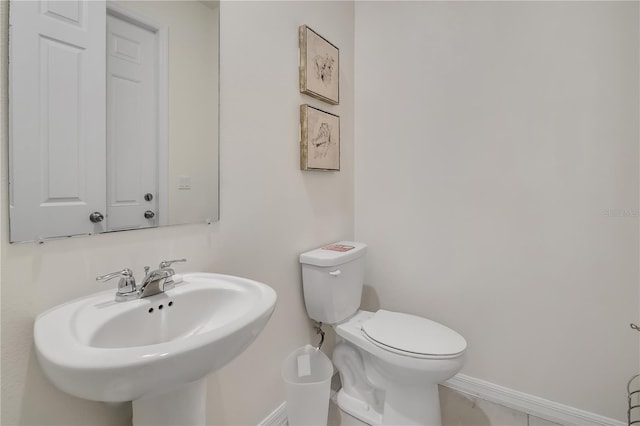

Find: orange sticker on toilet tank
[322,244,355,252]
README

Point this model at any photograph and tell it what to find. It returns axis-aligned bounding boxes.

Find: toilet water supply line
[629,323,640,426]
[314,321,325,351]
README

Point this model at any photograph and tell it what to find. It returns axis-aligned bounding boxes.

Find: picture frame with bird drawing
[299,25,339,105]
[300,104,340,171]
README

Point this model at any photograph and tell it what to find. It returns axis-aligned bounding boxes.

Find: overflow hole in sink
[158,304,164,310]
[148,308,154,313]
[168,301,173,307]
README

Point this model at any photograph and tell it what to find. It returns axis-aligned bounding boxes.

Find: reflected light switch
[178,176,191,190]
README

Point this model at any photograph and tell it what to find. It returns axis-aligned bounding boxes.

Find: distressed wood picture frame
[299,25,339,105]
[300,104,340,171]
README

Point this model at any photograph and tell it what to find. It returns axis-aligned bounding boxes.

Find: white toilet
[300,241,467,426]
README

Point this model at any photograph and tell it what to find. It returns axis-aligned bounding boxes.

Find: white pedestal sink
[34,273,277,426]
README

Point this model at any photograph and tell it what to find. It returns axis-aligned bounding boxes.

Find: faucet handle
[96,268,137,294]
[159,258,187,269]
[96,268,133,283]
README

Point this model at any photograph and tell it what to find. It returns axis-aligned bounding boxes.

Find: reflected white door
[9,0,106,242]
[106,12,159,231]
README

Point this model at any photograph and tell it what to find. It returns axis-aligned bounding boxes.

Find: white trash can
[282,345,333,426]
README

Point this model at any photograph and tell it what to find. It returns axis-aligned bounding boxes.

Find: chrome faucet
[96,259,186,302]
[138,259,186,298]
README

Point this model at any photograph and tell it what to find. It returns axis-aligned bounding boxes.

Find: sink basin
[34,273,277,410]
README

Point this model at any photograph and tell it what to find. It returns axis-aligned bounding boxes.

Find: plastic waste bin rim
[281,345,334,385]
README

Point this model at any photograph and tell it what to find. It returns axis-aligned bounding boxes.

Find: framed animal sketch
[300,104,340,171]
[299,25,339,105]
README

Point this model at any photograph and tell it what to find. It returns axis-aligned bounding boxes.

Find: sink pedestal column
[132,378,207,426]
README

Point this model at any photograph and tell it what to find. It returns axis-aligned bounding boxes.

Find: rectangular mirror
[8,0,219,242]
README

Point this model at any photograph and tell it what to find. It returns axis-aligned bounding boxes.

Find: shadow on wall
[361,285,380,312]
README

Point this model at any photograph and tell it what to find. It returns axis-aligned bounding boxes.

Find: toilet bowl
[300,242,467,426]
[332,310,466,425]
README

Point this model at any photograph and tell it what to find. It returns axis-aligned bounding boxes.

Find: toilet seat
[361,310,467,358]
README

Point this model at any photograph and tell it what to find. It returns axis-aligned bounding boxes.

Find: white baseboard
[260,375,625,426]
[444,374,625,426]
[258,401,287,426]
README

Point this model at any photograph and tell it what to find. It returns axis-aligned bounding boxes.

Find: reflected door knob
[89,212,104,223]
[144,210,155,219]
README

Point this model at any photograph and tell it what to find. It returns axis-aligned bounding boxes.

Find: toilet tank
[299,241,367,324]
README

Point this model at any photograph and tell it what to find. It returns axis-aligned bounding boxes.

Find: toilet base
[336,383,441,426]
[336,388,382,425]
[332,311,463,426]
[382,382,441,425]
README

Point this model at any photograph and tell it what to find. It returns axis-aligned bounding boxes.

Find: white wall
[354,1,638,422]
[0,1,354,425]
[3,1,637,424]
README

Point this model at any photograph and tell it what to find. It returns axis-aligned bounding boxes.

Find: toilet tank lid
[300,241,367,267]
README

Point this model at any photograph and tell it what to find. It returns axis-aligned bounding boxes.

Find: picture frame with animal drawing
[299,25,339,105]
[300,104,340,171]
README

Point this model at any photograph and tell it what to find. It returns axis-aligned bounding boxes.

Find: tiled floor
[327,386,563,426]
